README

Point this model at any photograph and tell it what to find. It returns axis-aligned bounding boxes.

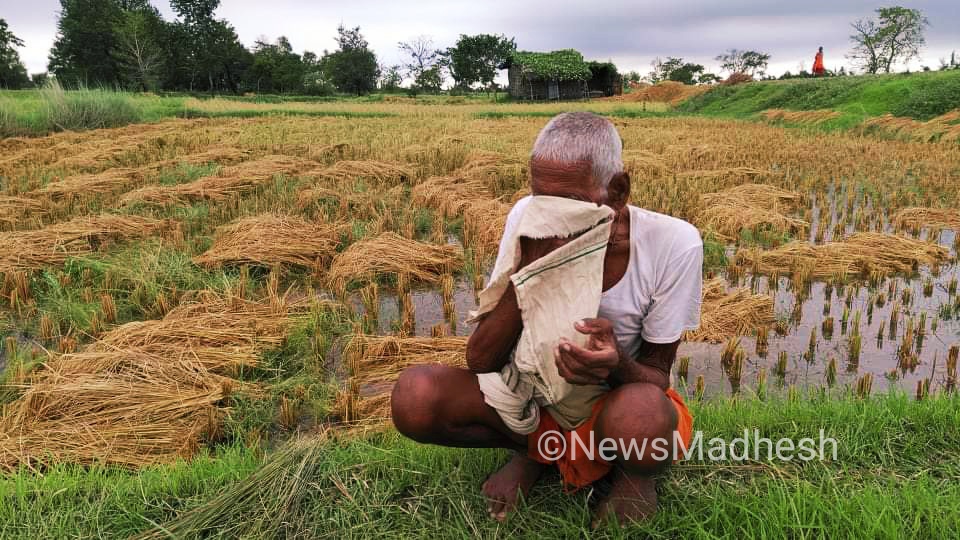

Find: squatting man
[390,112,703,525]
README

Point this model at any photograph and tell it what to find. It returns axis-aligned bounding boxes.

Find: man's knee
[596,383,678,467]
[391,365,448,442]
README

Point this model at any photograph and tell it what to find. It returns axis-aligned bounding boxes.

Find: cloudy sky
[4,0,958,79]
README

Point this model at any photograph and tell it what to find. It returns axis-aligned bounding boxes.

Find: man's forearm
[609,340,676,390]
[465,282,522,373]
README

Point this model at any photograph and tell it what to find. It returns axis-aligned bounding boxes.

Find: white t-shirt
[496,196,703,360]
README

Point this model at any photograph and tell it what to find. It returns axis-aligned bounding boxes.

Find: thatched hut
[505,49,621,100]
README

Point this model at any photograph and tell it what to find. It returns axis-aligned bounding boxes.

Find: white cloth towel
[470,196,614,434]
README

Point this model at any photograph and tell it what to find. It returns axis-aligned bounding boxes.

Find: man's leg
[592,382,679,524]
[390,364,545,520]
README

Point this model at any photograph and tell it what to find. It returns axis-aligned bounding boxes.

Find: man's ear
[607,172,631,210]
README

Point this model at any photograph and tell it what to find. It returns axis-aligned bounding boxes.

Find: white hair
[530,112,624,189]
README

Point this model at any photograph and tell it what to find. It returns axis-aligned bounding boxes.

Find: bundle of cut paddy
[26,148,251,201]
[462,199,511,254]
[685,278,775,343]
[862,110,960,143]
[327,232,463,286]
[304,160,413,185]
[193,214,342,270]
[0,214,173,272]
[338,334,467,423]
[342,334,468,385]
[735,233,950,279]
[411,175,493,216]
[891,207,960,231]
[697,183,808,240]
[90,292,301,367]
[0,349,232,471]
[30,168,145,200]
[297,183,404,221]
[0,196,47,227]
[136,434,329,539]
[760,109,842,125]
[118,155,316,206]
[0,293,302,471]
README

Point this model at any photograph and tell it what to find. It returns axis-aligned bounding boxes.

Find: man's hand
[555,318,622,385]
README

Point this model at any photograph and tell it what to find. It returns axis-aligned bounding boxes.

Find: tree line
[0,3,955,93]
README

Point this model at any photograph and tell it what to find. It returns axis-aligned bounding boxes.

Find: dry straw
[760,109,842,125]
[304,160,413,185]
[685,277,775,343]
[0,293,301,471]
[697,183,808,241]
[735,233,950,279]
[193,213,343,270]
[118,155,316,206]
[891,207,960,231]
[327,231,463,288]
[0,214,174,272]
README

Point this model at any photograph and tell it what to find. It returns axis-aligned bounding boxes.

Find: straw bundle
[0,214,173,272]
[735,233,950,279]
[304,160,413,185]
[339,334,467,423]
[697,183,807,240]
[343,334,468,384]
[327,232,463,286]
[463,199,511,254]
[760,109,842,125]
[891,207,960,231]
[0,349,230,472]
[136,434,330,539]
[0,294,301,471]
[193,214,342,270]
[0,196,47,227]
[685,278,775,342]
[91,293,300,361]
[30,168,145,200]
[862,110,960,142]
[411,175,494,216]
[118,155,315,206]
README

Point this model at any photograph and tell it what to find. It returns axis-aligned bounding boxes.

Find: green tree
[715,49,771,77]
[649,56,706,84]
[249,36,307,93]
[379,64,402,92]
[849,6,929,74]
[443,34,515,91]
[169,0,251,93]
[113,7,166,91]
[414,65,443,94]
[49,0,125,86]
[323,25,379,95]
[0,19,30,89]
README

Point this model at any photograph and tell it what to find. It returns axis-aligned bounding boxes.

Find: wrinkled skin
[391,157,681,525]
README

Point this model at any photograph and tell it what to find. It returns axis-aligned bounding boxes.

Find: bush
[39,81,142,131]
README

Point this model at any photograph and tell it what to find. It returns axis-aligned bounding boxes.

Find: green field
[3,391,958,538]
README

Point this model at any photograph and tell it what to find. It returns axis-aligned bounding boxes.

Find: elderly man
[390,112,703,525]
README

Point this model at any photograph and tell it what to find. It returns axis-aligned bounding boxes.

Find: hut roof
[510,49,593,81]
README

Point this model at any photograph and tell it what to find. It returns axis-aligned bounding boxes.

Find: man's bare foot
[481,453,546,521]
[593,467,658,527]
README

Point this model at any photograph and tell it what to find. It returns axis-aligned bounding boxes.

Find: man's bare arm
[609,339,679,390]
[465,283,522,373]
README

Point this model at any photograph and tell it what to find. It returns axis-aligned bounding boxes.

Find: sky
[3,0,958,80]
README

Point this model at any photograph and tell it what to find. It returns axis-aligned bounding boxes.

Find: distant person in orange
[813,47,825,76]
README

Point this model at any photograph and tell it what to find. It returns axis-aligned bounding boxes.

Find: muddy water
[350,228,960,399]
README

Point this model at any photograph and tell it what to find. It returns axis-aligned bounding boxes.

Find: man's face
[529,159,607,206]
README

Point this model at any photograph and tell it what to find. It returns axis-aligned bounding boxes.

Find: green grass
[680,70,960,125]
[0,84,184,137]
[2,390,957,538]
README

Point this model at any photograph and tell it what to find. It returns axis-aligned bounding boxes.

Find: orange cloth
[527,387,694,489]
[813,52,825,74]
